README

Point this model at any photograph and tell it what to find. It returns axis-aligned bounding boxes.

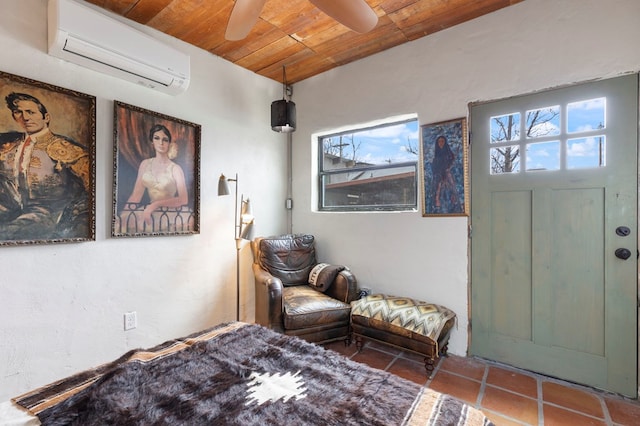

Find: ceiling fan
[225,0,379,41]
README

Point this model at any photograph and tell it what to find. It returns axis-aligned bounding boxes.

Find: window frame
[317,117,419,212]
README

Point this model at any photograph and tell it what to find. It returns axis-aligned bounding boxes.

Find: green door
[470,74,638,397]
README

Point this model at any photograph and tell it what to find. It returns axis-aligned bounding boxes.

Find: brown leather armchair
[251,234,359,344]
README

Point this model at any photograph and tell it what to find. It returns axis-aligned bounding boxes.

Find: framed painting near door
[420,117,469,216]
[0,70,95,245]
[112,101,200,237]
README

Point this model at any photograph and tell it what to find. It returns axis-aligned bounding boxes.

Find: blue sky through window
[568,98,606,132]
[323,119,419,166]
[490,97,606,173]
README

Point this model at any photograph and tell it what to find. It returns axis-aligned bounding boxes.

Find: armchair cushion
[308,263,346,292]
[258,234,316,286]
[283,286,351,330]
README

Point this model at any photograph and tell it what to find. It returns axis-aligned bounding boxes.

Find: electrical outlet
[359,288,372,298]
[124,311,137,330]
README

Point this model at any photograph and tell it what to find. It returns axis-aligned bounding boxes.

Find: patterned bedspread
[12,322,492,425]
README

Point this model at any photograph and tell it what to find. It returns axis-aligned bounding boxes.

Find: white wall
[0,0,288,401]
[3,0,640,404]
[292,0,640,357]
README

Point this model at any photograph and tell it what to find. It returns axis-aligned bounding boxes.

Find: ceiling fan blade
[309,0,378,33]
[225,0,268,41]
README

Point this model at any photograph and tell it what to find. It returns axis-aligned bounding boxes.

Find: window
[489,98,606,174]
[318,117,419,211]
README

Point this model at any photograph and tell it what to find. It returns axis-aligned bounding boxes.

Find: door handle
[615,248,632,260]
[616,226,631,237]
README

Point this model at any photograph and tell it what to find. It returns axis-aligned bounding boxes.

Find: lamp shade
[239,221,254,240]
[271,99,296,133]
[239,198,254,240]
[218,174,230,196]
[240,198,252,216]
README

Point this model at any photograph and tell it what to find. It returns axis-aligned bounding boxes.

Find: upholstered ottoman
[350,294,456,374]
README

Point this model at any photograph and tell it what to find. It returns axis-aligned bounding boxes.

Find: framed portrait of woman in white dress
[112,101,200,237]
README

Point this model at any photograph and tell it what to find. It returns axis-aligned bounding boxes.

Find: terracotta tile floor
[323,339,640,425]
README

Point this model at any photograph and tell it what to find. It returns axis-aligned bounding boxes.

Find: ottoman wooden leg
[424,356,435,376]
[440,343,449,356]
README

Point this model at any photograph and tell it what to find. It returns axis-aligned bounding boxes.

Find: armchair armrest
[252,263,284,332]
[325,268,359,303]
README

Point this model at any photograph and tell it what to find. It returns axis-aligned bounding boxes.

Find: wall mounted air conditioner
[48,0,190,95]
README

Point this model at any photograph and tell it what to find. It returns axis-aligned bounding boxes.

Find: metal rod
[235,244,240,322]
[224,173,241,321]
[233,173,239,240]
[234,173,240,321]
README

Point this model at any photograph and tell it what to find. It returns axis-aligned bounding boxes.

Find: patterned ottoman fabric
[350,294,456,344]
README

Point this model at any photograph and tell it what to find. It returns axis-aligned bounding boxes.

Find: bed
[4,322,493,425]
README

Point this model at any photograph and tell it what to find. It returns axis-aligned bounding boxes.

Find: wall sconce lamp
[271,65,296,133]
[218,173,255,321]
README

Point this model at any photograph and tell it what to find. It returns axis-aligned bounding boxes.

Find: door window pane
[567,98,606,133]
[526,106,560,138]
[526,141,560,171]
[491,113,521,142]
[490,145,520,174]
[567,136,606,169]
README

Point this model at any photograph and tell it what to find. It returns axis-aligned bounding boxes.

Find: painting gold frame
[112,101,200,237]
[0,71,95,245]
[420,117,469,216]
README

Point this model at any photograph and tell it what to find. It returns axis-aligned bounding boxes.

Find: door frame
[468,74,639,397]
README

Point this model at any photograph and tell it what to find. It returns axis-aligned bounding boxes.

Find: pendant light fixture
[271,65,296,133]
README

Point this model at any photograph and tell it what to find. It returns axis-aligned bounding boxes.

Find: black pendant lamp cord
[282,66,286,99]
[282,65,292,101]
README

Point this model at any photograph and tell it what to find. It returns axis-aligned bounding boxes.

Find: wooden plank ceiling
[85,0,524,84]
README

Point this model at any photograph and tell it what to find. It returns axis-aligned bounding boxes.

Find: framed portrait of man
[0,71,96,245]
[112,101,201,237]
[420,118,469,217]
